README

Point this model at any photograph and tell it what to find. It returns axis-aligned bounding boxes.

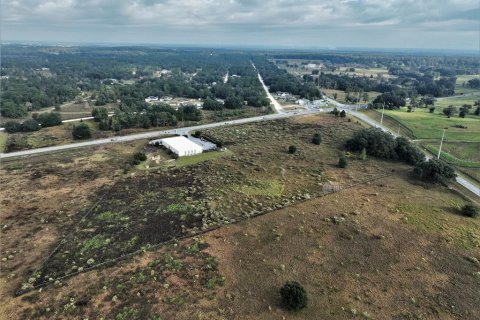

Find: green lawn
[383,108,480,141]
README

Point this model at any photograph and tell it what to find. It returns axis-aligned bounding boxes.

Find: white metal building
[159,136,203,157]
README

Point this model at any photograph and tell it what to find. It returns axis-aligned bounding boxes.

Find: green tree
[340,110,346,117]
[413,159,456,183]
[442,105,457,118]
[21,119,41,132]
[202,98,224,111]
[72,122,92,140]
[4,121,22,133]
[312,133,321,145]
[224,96,243,109]
[92,107,109,122]
[280,281,308,311]
[1,101,28,118]
[288,145,297,154]
[37,112,62,127]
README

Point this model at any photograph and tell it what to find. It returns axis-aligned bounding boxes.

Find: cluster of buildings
[144,96,204,109]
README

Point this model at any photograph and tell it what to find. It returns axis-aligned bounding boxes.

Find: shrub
[429,107,435,113]
[192,130,202,138]
[133,152,147,162]
[21,119,41,132]
[461,204,479,218]
[338,154,348,168]
[4,121,22,133]
[339,110,346,117]
[72,122,91,140]
[288,145,297,154]
[37,112,62,127]
[312,133,321,145]
[413,159,456,183]
[280,281,308,311]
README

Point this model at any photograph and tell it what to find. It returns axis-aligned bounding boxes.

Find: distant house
[145,96,159,103]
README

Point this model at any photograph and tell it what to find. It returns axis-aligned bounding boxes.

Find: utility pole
[380,102,385,125]
[437,129,446,159]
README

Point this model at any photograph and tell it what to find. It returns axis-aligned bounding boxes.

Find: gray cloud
[1,0,478,50]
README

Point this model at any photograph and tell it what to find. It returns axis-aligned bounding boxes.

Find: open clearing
[1,114,479,319]
[454,75,480,95]
[322,89,381,104]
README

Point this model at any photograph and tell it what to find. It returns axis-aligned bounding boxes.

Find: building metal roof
[161,136,203,153]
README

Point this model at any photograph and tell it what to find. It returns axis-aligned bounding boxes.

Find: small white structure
[145,96,159,103]
[158,136,203,157]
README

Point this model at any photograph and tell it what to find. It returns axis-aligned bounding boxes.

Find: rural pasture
[1,114,478,319]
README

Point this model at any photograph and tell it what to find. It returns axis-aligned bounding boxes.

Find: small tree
[312,133,321,145]
[340,110,346,117]
[280,281,308,311]
[443,105,457,118]
[72,122,91,140]
[429,107,435,113]
[133,152,147,162]
[413,159,456,183]
[461,204,479,218]
[288,145,297,154]
[338,154,348,168]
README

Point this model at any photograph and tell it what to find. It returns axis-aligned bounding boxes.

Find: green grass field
[423,144,480,168]
[383,108,480,141]
[455,75,480,94]
[435,93,480,109]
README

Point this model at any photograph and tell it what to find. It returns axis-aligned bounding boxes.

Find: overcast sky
[1,0,479,50]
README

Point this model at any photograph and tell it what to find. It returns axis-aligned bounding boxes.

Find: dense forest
[1,45,271,119]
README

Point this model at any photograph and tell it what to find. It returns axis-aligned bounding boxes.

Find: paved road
[348,111,480,197]
[0,113,114,131]
[253,63,286,114]
[0,111,318,160]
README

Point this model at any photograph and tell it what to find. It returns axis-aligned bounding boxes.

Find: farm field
[1,113,478,319]
[382,108,480,141]
[435,93,480,109]
[455,75,480,95]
